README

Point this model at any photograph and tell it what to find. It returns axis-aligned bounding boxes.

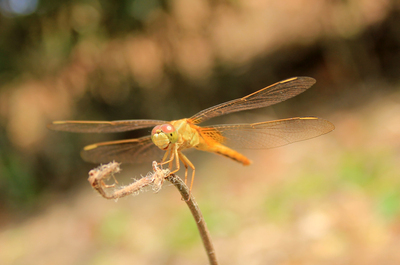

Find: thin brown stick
[87,162,218,264]
[166,174,219,265]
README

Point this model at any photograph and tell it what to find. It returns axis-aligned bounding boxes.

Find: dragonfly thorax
[151,124,178,150]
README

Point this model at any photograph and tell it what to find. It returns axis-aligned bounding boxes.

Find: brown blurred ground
[1,0,400,264]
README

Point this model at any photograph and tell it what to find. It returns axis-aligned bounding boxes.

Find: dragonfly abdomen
[197,142,251,166]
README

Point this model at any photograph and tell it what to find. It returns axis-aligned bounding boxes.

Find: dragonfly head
[151,124,178,150]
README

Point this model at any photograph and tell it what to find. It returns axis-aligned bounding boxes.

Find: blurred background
[1,0,400,264]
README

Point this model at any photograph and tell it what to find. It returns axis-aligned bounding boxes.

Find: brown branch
[166,174,219,265]
[87,161,218,264]
[87,161,167,199]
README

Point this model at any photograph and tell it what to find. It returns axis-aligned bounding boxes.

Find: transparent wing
[200,117,334,149]
[80,136,165,164]
[47,119,167,133]
[189,77,315,124]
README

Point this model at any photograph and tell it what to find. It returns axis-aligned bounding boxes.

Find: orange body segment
[192,123,251,165]
[196,142,251,165]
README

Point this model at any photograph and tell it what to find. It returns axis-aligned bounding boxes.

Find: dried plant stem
[87,161,167,199]
[167,174,218,265]
[87,162,218,264]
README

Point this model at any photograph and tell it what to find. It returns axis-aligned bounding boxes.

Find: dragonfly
[48,77,334,191]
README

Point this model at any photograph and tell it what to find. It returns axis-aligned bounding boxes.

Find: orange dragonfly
[48,77,334,190]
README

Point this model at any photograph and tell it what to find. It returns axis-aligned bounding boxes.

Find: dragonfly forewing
[48,120,167,133]
[80,136,165,164]
[189,77,316,124]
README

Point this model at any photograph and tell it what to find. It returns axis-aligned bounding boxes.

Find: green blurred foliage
[96,208,130,246]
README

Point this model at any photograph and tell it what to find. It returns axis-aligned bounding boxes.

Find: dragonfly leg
[159,149,172,166]
[161,149,169,163]
[178,153,189,185]
[168,146,181,175]
[160,148,174,170]
[178,152,195,193]
[169,155,174,170]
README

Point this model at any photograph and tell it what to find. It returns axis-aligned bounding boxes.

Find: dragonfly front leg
[158,145,180,176]
[159,148,175,173]
[160,148,173,166]
[178,152,195,192]
[168,145,180,175]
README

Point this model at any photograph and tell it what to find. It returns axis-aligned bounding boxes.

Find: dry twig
[87,161,218,265]
[166,174,218,265]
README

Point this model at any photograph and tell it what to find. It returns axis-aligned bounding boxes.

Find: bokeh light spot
[0,0,38,16]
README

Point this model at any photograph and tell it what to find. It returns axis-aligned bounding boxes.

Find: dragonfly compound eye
[160,124,178,143]
[151,125,162,136]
